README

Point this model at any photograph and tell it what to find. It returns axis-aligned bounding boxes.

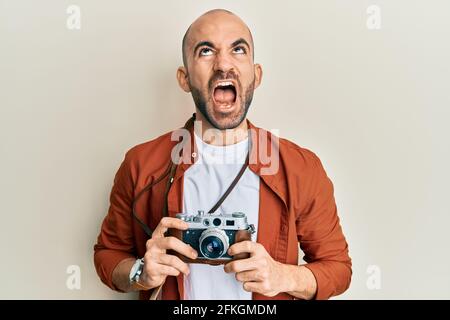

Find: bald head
[176,9,262,130]
[182,9,254,67]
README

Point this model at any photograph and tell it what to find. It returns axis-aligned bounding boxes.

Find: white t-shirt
[182,133,260,300]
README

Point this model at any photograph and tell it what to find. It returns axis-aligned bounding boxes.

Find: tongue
[214,87,235,104]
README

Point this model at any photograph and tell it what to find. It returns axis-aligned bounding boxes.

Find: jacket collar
[172,115,287,208]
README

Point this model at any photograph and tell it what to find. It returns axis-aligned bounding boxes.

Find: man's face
[179,12,262,130]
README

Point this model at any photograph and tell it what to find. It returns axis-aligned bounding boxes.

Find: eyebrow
[193,41,215,56]
[230,38,251,50]
[193,38,252,56]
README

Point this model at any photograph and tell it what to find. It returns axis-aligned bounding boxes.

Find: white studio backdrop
[0,0,449,299]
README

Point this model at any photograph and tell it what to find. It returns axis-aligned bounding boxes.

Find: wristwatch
[129,258,147,289]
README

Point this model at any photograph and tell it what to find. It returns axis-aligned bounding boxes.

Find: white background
[0,0,449,299]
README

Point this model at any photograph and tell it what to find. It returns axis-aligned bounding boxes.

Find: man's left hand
[224,241,291,297]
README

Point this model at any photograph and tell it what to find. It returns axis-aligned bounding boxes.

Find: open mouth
[212,81,237,107]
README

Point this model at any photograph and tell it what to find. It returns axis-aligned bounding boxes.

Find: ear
[253,63,263,89]
[177,66,191,93]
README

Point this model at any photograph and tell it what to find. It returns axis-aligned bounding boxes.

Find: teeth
[216,81,233,87]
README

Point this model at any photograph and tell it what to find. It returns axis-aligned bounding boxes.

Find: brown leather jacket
[94,118,352,300]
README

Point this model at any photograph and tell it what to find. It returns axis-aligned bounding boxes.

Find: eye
[233,46,246,54]
[199,47,214,56]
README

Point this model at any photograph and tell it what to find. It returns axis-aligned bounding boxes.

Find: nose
[213,51,235,74]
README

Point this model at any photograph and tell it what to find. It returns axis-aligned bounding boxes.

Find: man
[94,9,351,300]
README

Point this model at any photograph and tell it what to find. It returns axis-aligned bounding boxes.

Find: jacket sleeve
[93,152,136,291]
[297,154,352,299]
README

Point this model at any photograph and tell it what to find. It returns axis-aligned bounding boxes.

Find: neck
[194,111,248,146]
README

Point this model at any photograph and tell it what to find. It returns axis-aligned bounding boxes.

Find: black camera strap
[207,153,249,214]
[133,115,251,238]
[132,116,195,238]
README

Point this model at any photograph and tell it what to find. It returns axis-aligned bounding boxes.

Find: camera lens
[213,218,221,226]
[202,237,224,258]
[199,228,229,259]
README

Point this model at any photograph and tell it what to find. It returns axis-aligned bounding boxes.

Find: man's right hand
[138,217,198,289]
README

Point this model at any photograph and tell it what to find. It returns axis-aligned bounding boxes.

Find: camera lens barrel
[199,228,229,259]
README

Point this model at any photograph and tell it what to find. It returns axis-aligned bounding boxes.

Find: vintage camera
[170,211,256,265]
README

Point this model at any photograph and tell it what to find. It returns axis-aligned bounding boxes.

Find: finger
[242,281,264,294]
[152,217,189,239]
[228,241,260,256]
[235,270,267,282]
[157,236,198,259]
[141,260,178,286]
[153,263,181,277]
[154,253,190,275]
[224,257,259,273]
[243,281,276,297]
